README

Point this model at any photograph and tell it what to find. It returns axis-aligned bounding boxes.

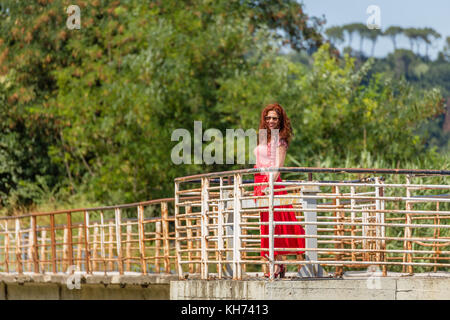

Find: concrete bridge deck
[1,272,449,300]
[1,167,448,300]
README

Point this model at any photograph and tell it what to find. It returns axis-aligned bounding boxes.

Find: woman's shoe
[264,264,285,278]
[272,264,286,279]
[277,264,286,278]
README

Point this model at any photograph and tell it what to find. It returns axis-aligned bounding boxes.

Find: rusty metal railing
[1,167,449,280]
[0,199,176,275]
[174,167,450,280]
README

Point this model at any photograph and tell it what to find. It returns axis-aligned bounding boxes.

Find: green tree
[0,0,327,209]
[421,27,441,59]
[354,23,369,56]
[0,1,446,215]
[218,44,444,165]
[444,36,450,62]
[342,23,360,50]
[385,49,418,79]
[403,28,421,54]
[384,26,403,51]
[241,0,325,50]
[325,26,344,47]
[367,29,382,57]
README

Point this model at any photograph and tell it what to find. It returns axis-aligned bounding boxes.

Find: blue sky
[300,0,450,59]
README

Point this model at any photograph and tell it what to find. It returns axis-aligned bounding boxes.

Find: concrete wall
[171,278,450,300]
[2,274,449,300]
[0,274,175,300]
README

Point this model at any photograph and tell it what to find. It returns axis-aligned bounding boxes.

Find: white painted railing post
[217,177,224,279]
[174,181,184,279]
[268,172,275,280]
[99,211,106,272]
[350,186,356,262]
[201,177,209,279]
[404,175,413,273]
[114,208,123,274]
[233,174,243,280]
[15,218,23,274]
[4,222,10,273]
[375,177,386,275]
[299,184,322,277]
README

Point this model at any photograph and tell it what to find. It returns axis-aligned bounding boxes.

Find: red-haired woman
[253,103,305,278]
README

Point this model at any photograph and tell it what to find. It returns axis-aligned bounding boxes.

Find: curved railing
[174,167,450,280]
[1,167,449,280]
[0,199,176,275]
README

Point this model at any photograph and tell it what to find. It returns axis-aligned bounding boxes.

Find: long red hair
[258,103,293,147]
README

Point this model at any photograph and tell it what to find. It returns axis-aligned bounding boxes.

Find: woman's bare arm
[263,143,287,194]
[274,145,287,181]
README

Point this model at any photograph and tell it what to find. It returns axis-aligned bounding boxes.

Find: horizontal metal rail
[0,199,176,275]
[175,167,450,280]
[2,167,448,280]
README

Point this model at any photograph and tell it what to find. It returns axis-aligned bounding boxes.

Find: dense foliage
[0,1,448,215]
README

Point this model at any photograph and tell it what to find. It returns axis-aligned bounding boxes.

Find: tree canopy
[0,1,447,214]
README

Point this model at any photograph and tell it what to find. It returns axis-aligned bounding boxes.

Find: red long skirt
[253,171,305,257]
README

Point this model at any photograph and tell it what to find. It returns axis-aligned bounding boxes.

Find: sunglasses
[265,116,279,121]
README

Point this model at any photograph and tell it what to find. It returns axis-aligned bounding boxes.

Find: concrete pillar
[298,185,324,278]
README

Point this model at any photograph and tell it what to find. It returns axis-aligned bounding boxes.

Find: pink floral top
[253,138,288,168]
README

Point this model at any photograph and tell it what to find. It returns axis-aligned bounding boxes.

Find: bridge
[0,167,449,299]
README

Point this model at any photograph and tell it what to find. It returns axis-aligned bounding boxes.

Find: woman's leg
[262,261,268,275]
[274,255,282,273]
[275,255,286,277]
[296,253,305,272]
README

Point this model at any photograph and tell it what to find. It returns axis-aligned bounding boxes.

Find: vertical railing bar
[174,181,184,279]
[268,172,275,280]
[162,201,170,273]
[137,205,147,275]
[234,173,243,280]
[15,218,23,274]
[433,204,440,273]
[27,217,32,272]
[126,220,131,273]
[115,208,124,275]
[5,222,10,273]
[186,206,194,274]
[108,221,114,272]
[76,226,82,270]
[350,186,356,262]
[63,225,68,272]
[378,179,387,276]
[66,213,74,270]
[334,186,344,274]
[50,214,57,274]
[232,174,240,279]
[31,215,39,273]
[93,224,99,272]
[155,220,161,273]
[375,178,381,265]
[217,177,224,279]
[362,208,368,261]
[40,229,46,273]
[84,210,91,274]
[201,177,209,279]
[404,175,413,273]
[100,211,106,272]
